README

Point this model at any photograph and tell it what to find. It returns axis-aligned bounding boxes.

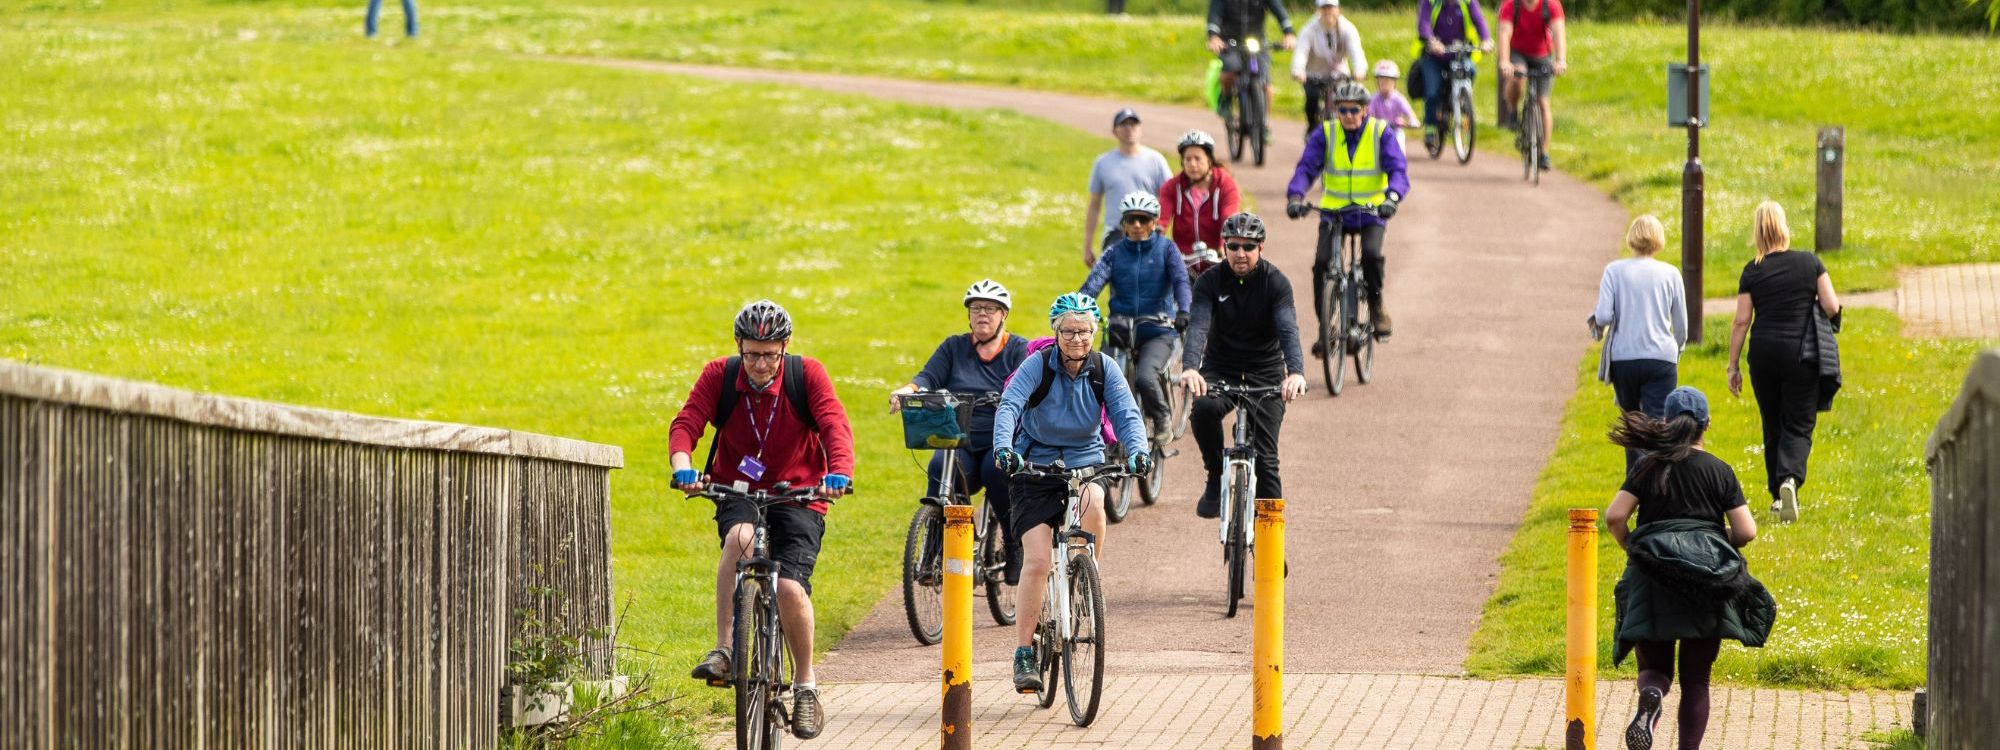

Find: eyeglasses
[1056,328,1095,340]
[739,350,785,364]
[1224,242,1260,253]
[967,303,1005,315]
[1336,106,1365,115]
[1121,215,1156,226]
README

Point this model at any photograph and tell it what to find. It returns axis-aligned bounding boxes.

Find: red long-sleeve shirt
[669,356,855,514]
[1158,166,1242,273]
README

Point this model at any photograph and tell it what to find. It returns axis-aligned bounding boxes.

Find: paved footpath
[573,60,1917,748]
[1703,262,2000,339]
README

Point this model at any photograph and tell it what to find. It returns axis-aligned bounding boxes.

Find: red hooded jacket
[1158,165,1241,274]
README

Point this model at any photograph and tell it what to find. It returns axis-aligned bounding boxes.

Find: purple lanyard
[743,393,780,459]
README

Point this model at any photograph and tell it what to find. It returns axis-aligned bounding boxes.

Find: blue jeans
[366,0,419,37]
[1418,54,1474,129]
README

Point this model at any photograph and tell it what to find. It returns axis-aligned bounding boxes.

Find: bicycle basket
[899,393,973,450]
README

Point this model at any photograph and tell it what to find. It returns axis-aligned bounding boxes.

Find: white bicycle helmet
[963,279,1012,311]
[1118,190,1161,218]
[1373,59,1401,79]
[1177,129,1217,159]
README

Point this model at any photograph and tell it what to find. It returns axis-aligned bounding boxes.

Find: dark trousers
[1303,77,1331,131]
[1609,359,1679,475]
[1191,368,1287,499]
[1748,344,1819,499]
[1313,221,1386,326]
[1419,54,1449,128]
[1635,638,1722,750]
[927,446,1017,560]
[1133,330,1177,428]
[366,0,418,36]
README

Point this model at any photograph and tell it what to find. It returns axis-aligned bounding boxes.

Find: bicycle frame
[1211,386,1279,546]
[1015,463,1123,644]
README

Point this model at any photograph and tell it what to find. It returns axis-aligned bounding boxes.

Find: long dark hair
[1608,410,1706,495]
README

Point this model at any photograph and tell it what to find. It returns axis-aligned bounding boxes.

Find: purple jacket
[1285,120,1411,230]
[1417,0,1491,53]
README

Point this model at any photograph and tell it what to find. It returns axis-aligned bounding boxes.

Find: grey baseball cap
[1663,386,1710,426]
[1112,108,1141,127]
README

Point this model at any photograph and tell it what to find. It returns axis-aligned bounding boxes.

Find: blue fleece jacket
[992,350,1149,467]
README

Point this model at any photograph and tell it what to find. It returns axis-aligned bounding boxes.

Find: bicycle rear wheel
[1452,87,1476,164]
[981,504,1018,626]
[900,504,945,645]
[1063,554,1107,726]
[1318,277,1341,396]
[733,579,775,750]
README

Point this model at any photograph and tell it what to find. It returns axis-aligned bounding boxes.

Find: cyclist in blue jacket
[1079,191,1193,449]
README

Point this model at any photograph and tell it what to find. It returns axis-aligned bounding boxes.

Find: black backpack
[704,354,818,474]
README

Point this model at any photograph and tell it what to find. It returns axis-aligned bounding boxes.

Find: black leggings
[1312,220,1385,326]
[1634,638,1721,749]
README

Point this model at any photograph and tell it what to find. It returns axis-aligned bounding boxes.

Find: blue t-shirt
[909,332,1030,451]
[1087,147,1173,234]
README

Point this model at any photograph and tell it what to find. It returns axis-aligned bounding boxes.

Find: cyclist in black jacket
[1178,212,1309,519]
[1206,0,1298,141]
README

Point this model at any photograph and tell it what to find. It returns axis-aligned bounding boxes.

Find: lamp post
[1682,0,1705,343]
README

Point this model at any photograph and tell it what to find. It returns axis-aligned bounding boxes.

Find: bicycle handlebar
[690,482,836,507]
[1208,383,1284,396]
[1315,204,1380,218]
[1012,461,1134,484]
[925,389,1001,407]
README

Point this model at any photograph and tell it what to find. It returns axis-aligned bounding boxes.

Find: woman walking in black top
[1606,386,1773,750]
[1725,201,1841,523]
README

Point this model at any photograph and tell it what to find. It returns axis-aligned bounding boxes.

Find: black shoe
[1003,543,1024,586]
[1196,478,1221,519]
[1538,153,1553,171]
[792,686,824,739]
[1310,339,1326,359]
[1013,647,1042,693]
[690,648,732,685]
[1625,686,1662,750]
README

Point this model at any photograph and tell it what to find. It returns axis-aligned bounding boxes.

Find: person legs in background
[1748,349,1818,521]
[927,447,1020,583]
[1608,359,1678,475]
[366,0,418,37]
[1418,55,1449,149]
[1134,331,1177,445]
[1630,638,1722,750]
[1302,77,1329,137]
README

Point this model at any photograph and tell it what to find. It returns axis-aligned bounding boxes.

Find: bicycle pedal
[705,678,729,688]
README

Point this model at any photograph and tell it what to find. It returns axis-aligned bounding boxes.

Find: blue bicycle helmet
[1047,292,1103,327]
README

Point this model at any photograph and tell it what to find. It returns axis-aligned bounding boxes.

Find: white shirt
[1291,16,1367,80]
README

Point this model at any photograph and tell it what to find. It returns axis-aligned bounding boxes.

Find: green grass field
[1464,310,1979,689]
[2,6,1108,741]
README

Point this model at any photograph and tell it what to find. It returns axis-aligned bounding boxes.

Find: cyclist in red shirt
[672,300,855,741]
[1158,129,1240,277]
[1496,0,1569,172]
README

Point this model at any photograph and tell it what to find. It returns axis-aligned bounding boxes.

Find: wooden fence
[1925,349,2000,749]
[0,361,622,749]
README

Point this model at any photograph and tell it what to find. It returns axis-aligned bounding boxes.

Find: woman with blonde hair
[1725,201,1841,522]
[1591,214,1688,475]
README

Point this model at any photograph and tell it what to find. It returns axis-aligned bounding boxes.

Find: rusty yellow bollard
[1565,508,1599,750]
[941,505,974,750]
[1253,499,1285,750]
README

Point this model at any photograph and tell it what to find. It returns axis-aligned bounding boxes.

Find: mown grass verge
[2,8,1107,743]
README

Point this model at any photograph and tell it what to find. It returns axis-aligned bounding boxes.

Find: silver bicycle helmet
[1220,212,1267,242]
[733,299,793,342]
[1330,80,1372,105]
[1177,129,1217,160]
[963,279,1012,311]
[1118,190,1161,218]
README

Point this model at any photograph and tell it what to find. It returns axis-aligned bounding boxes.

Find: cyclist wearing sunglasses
[1079,191,1194,448]
[1178,213,1309,519]
[1285,80,1410,342]
[671,300,855,740]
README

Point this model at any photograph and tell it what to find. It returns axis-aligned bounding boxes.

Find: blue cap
[1663,386,1710,426]
[1112,108,1141,127]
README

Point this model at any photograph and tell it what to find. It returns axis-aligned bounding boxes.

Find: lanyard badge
[737,394,780,482]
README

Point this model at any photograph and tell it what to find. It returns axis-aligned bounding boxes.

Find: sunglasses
[1336,106,1365,115]
[1121,214,1156,226]
[1224,242,1260,253]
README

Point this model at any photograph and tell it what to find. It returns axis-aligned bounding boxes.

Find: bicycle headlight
[1245,37,1262,54]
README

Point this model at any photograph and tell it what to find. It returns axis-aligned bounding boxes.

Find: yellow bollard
[941,505,974,750]
[1252,499,1285,750]
[1565,508,1599,750]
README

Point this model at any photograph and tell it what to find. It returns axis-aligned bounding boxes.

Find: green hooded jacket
[1612,518,1778,666]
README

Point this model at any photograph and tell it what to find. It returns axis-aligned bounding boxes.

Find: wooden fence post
[1816,127,1844,252]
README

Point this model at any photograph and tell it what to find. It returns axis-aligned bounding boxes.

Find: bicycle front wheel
[1063,554,1107,727]
[733,579,776,750]
[1139,416,1166,506]
[1333,275,1355,396]
[1035,603,1060,709]
[1223,469,1252,618]
[1319,276,1341,396]
[1521,105,1541,184]
[1355,292,1377,384]
[1244,83,1267,167]
[900,504,945,645]
[1453,87,1476,164]
[981,504,1018,626]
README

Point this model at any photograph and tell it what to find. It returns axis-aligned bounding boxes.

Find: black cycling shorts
[716,500,826,595]
[1008,472,1110,542]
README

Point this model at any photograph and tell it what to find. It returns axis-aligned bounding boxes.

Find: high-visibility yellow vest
[1410,0,1485,60]
[1320,119,1389,209]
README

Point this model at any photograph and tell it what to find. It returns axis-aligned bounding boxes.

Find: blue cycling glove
[994,449,1025,474]
[822,474,852,493]
[1127,451,1154,477]
[673,469,701,487]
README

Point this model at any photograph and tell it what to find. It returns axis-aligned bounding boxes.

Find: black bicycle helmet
[1220,212,1267,242]
[1330,80,1372,105]
[733,299,793,342]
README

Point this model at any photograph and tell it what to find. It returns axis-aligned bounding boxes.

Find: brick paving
[727,672,1912,750]
[1702,262,2000,340]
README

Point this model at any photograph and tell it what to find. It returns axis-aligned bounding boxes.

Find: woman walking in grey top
[1590,215,1687,475]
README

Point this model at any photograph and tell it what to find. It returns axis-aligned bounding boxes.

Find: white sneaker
[1777,478,1800,523]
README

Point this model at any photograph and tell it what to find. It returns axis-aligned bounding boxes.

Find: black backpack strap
[1087,351,1107,408]
[1025,349,1059,409]
[782,354,818,433]
[704,356,743,475]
